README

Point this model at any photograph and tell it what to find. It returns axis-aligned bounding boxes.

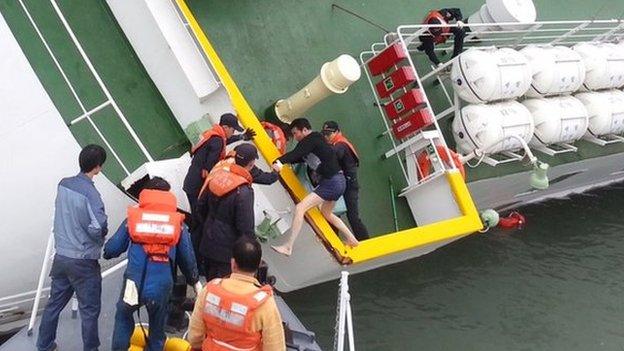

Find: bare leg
[272,193,324,256]
[320,201,359,247]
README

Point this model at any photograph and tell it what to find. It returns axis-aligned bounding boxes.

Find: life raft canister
[127,189,184,262]
[191,124,227,157]
[423,10,450,44]
[198,156,253,198]
[498,211,526,230]
[329,132,360,166]
[261,121,287,154]
[417,145,465,179]
[201,278,273,351]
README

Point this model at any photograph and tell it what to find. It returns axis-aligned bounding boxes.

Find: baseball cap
[219,113,244,132]
[321,120,340,134]
[234,143,259,166]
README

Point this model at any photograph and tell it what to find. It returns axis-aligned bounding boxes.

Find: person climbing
[417,8,466,66]
[271,118,359,256]
[322,121,370,240]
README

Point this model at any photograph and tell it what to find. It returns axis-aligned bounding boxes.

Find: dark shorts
[314,173,346,201]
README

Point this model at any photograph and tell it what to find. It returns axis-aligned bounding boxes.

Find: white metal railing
[26,230,129,335]
[360,36,460,186]
[17,0,155,176]
[333,271,355,351]
[360,18,624,176]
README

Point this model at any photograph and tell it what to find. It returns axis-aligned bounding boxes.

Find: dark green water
[284,185,624,350]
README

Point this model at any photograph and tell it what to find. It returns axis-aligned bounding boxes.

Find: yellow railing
[176,0,483,264]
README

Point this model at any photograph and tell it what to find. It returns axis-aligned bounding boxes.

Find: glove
[194,281,203,295]
[242,128,256,141]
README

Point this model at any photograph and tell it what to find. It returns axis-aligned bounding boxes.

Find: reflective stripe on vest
[201,279,273,351]
[127,189,183,262]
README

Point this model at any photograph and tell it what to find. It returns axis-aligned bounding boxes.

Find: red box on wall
[367,43,408,76]
[392,109,434,140]
[375,67,416,99]
[384,89,426,120]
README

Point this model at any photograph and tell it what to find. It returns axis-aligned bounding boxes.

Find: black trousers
[344,176,370,240]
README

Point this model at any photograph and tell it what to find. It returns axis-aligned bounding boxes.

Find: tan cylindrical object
[274,54,361,123]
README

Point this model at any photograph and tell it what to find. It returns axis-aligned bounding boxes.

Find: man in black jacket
[271,118,359,257]
[322,121,369,240]
[195,143,259,280]
[183,113,255,213]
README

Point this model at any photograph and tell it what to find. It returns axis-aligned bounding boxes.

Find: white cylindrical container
[522,96,589,146]
[576,90,624,136]
[467,4,500,34]
[486,0,537,29]
[451,48,532,104]
[468,0,537,31]
[521,45,586,97]
[274,54,361,123]
[452,101,534,154]
[573,42,624,91]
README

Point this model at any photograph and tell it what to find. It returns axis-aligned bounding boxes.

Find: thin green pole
[389,176,399,231]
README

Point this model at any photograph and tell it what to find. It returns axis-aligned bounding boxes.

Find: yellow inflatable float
[128,325,191,351]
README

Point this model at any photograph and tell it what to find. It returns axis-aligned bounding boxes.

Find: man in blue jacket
[104,177,199,351]
[37,144,108,351]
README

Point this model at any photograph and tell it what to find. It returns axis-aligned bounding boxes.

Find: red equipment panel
[384,89,426,120]
[367,43,408,76]
[375,67,416,99]
[392,109,434,140]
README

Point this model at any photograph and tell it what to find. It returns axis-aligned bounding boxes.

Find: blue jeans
[111,279,171,351]
[37,255,101,351]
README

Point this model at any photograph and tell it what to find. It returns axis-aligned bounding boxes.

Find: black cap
[322,120,340,134]
[234,143,259,166]
[220,113,244,132]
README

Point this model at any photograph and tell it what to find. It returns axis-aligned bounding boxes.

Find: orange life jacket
[330,132,359,165]
[191,125,228,157]
[201,278,273,351]
[127,189,184,262]
[198,155,253,198]
[416,145,465,180]
[423,10,450,44]
[261,121,287,154]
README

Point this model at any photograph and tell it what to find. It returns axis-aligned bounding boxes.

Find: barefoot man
[271,118,359,256]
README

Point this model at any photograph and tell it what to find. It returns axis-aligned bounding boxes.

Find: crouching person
[188,237,285,351]
[104,177,199,351]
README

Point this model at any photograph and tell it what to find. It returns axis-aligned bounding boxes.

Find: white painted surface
[121,153,192,212]
[106,0,233,129]
[0,12,130,315]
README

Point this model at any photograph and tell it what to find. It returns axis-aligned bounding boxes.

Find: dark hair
[289,118,311,132]
[233,237,262,273]
[79,144,107,173]
[143,176,171,191]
